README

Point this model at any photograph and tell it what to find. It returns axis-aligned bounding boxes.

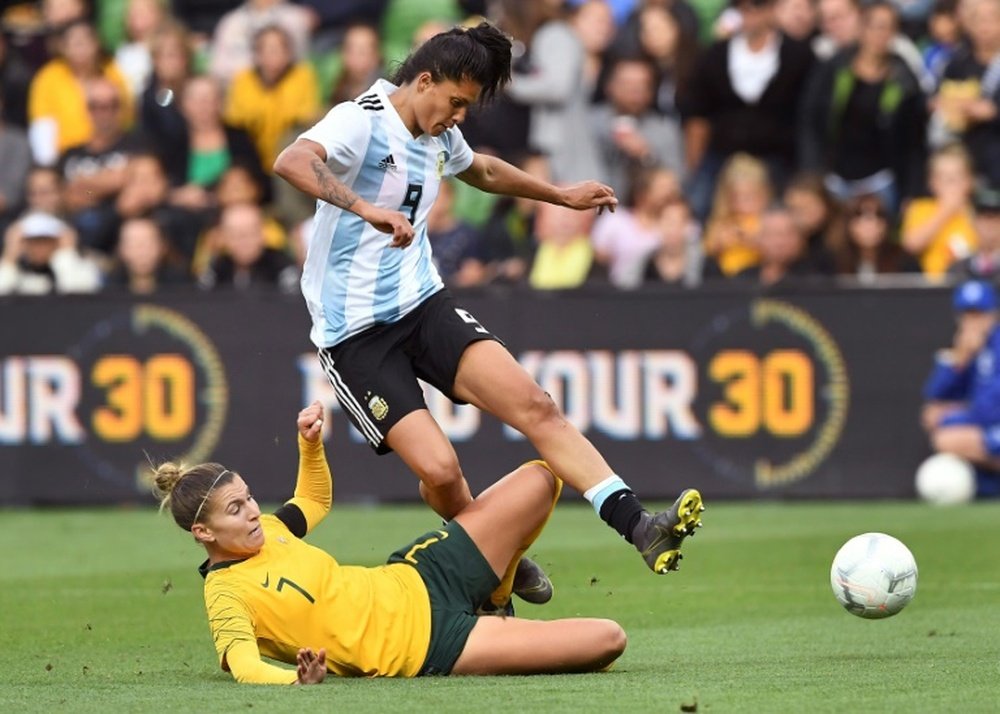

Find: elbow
[274,143,309,180]
[272,147,293,179]
[467,158,494,191]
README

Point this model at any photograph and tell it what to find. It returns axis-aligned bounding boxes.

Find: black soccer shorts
[317,289,501,454]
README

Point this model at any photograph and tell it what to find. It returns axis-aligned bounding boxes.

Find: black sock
[598,490,646,544]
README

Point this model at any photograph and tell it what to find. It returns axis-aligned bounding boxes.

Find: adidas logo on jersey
[377,154,398,171]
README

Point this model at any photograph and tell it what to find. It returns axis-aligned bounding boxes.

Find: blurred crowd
[3,0,1000,296]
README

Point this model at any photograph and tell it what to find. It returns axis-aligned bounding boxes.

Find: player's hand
[559,181,618,214]
[297,400,325,442]
[295,647,327,684]
[362,205,416,248]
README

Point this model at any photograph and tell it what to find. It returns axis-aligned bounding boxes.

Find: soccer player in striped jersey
[274,22,704,592]
[154,402,628,683]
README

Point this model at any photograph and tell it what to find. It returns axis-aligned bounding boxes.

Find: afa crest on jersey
[436,151,447,178]
[367,394,389,421]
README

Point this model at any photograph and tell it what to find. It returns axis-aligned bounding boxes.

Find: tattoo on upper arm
[310,158,359,210]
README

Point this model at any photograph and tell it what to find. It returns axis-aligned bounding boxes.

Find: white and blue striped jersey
[298,79,475,348]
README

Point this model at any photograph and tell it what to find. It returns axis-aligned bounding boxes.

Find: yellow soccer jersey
[28,59,133,153]
[224,62,320,172]
[901,198,977,277]
[200,436,432,683]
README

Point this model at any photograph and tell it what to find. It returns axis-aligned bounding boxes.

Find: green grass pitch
[1,499,998,713]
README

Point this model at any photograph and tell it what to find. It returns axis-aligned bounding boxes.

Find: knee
[414,451,463,490]
[523,462,559,493]
[596,620,628,664]
[516,387,565,432]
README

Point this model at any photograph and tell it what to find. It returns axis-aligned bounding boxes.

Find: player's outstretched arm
[297,399,326,444]
[274,140,415,247]
[286,400,333,531]
[456,153,618,213]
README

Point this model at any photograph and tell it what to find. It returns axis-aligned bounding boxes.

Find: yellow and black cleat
[632,489,705,574]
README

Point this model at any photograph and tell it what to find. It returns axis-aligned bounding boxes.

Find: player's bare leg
[452,461,622,671]
[452,617,626,674]
[454,461,560,612]
[453,340,705,574]
[386,410,472,520]
[453,340,611,494]
[454,461,558,576]
[388,415,554,604]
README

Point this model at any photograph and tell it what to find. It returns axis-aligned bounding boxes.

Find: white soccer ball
[830,533,918,619]
[915,453,976,505]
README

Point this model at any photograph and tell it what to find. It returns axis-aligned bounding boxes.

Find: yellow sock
[490,461,563,607]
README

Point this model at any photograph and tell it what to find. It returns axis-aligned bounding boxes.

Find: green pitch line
[1,501,998,713]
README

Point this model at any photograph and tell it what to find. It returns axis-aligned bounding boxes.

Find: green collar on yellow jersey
[198,557,248,579]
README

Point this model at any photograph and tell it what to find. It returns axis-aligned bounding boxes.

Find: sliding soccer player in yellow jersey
[155,402,706,683]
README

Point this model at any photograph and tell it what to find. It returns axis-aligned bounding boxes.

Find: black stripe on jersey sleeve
[273,503,307,538]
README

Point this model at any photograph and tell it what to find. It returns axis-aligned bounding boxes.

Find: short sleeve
[298,101,371,172]
[28,65,57,121]
[442,126,474,176]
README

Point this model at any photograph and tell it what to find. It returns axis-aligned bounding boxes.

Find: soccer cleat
[512,556,553,604]
[632,489,705,574]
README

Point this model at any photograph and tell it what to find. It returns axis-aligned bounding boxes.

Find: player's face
[202,475,264,557]
[415,74,481,137]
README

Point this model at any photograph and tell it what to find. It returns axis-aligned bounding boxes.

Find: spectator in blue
[922,280,1000,496]
[923,0,961,88]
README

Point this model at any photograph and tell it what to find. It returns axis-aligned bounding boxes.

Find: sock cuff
[583,475,629,514]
